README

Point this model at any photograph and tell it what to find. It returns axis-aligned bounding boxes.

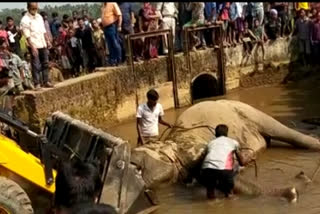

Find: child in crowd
[66,28,82,77]
[48,61,64,84]
[242,21,256,56]
[21,52,34,90]
[183,2,206,51]
[235,3,247,44]
[252,19,268,60]
[138,2,161,59]
[62,14,69,29]
[220,2,231,47]
[68,18,74,30]
[56,25,71,72]
[91,19,106,67]
[0,38,24,93]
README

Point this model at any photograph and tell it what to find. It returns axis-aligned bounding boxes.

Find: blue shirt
[50,18,60,38]
[119,2,133,32]
[229,3,238,21]
[204,2,216,21]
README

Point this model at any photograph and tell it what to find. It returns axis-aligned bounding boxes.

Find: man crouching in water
[201,124,240,199]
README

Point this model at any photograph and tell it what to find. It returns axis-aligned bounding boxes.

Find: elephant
[131,100,320,202]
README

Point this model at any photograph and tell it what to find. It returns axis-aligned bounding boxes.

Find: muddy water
[107,82,320,214]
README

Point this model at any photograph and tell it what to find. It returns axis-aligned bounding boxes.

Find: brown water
[107,83,320,214]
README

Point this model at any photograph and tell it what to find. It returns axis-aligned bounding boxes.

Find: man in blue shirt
[50,12,60,39]
[204,2,217,23]
[118,2,134,62]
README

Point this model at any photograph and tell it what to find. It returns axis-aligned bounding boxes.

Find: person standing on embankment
[20,2,54,90]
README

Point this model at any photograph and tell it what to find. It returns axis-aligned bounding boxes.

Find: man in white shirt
[136,89,172,146]
[201,124,240,199]
[20,2,53,90]
[156,2,178,54]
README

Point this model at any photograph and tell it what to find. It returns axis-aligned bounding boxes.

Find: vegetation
[0,3,145,25]
[0,3,100,24]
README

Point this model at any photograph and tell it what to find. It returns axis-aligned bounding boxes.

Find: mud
[107,81,320,214]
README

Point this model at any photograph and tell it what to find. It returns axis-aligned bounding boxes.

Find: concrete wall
[225,38,297,90]
[14,38,297,132]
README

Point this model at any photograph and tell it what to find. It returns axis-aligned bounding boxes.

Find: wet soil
[107,79,320,214]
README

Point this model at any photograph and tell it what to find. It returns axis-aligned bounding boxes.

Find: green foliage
[0,8,25,24]
[0,3,146,25]
[0,3,103,25]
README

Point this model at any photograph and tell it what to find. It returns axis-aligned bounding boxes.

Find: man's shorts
[201,168,235,195]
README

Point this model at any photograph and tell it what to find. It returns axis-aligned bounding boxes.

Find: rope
[159,126,258,179]
[159,124,216,141]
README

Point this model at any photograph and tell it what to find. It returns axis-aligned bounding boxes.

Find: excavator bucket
[44,112,158,214]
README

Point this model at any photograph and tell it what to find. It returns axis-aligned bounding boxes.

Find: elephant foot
[280,187,298,203]
[234,171,307,203]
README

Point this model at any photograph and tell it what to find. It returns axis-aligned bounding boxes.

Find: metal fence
[184,24,226,97]
[126,24,226,108]
[126,28,179,108]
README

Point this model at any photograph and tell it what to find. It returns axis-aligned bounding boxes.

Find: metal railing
[126,24,226,108]
[184,24,226,103]
[126,28,179,108]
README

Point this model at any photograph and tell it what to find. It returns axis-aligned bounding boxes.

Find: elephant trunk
[233,100,320,150]
[258,116,320,150]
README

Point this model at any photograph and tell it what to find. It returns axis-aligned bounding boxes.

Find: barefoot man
[201,124,240,199]
[136,89,172,146]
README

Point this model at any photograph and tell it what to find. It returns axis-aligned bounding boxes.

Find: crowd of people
[1,2,320,212]
[0,2,319,102]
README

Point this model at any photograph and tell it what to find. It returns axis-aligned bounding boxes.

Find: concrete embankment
[14,38,298,132]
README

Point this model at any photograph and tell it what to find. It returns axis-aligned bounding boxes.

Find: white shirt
[155,2,178,19]
[202,136,240,170]
[20,12,47,49]
[70,37,78,48]
[235,2,248,18]
[136,103,164,137]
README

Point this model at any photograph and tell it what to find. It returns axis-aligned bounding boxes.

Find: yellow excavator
[0,111,157,214]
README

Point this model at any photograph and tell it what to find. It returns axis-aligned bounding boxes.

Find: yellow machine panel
[0,134,56,193]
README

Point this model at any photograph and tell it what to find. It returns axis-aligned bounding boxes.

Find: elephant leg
[233,171,314,203]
